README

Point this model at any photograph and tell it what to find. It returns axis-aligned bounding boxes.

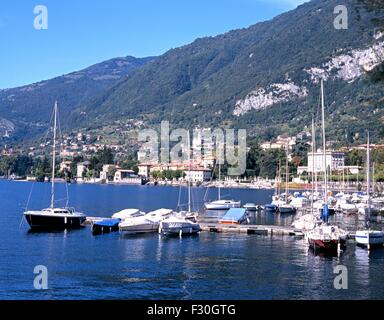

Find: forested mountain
[2,0,384,146]
[0,56,154,143]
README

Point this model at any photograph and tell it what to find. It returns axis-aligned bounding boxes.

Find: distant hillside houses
[138,163,212,182]
[261,135,300,151]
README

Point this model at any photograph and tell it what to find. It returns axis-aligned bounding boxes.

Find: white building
[138,164,152,177]
[307,151,345,173]
[184,168,212,183]
[100,164,118,181]
[76,161,90,179]
[114,169,146,185]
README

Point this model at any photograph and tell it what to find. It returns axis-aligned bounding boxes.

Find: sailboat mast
[218,163,221,201]
[51,101,58,209]
[367,132,371,223]
[188,132,191,213]
[311,118,315,214]
[321,80,328,203]
[285,143,289,202]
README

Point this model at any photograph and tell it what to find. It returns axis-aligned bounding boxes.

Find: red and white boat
[306,223,348,254]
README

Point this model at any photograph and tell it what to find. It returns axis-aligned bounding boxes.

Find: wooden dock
[199,223,304,237]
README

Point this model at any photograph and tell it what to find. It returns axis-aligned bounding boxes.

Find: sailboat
[278,144,296,214]
[23,102,86,229]
[204,163,240,210]
[355,132,384,250]
[305,81,348,254]
[292,119,320,230]
[264,161,282,213]
[159,133,201,236]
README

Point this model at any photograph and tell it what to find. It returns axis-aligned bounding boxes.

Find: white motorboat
[355,230,384,248]
[145,208,173,222]
[205,199,241,210]
[119,215,159,234]
[159,216,201,236]
[371,197,384,205]
[112,208,144,220]
[243,203,258,211]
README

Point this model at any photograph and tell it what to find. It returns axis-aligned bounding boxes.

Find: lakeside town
[1,126,384,192]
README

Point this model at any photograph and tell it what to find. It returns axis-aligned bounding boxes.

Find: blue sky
[0,0,308,89]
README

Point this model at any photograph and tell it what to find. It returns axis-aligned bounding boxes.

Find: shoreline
[2,177,364,192]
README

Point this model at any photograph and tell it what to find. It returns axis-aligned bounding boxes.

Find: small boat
[306,223,348,255]
[355,230,384,249]
[264,204,278,213]
[112,208,144,220]
[92,218,120,235]
[219,208,247,225]
[159,216,201,236]
[205,199,241,210]
[243,203,258,211]
[119,216,159,234]
[277,204,296,214]
[371,197,384,205]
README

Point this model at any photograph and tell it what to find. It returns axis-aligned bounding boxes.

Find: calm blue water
[1,180,384,300]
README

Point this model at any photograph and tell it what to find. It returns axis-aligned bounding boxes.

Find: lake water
[1,180,384,300]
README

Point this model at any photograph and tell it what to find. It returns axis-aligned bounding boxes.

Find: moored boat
[119,216,159,234]
[355,230,384,249]
[205,199,241,210]
[24,207,86,230]
[23,102,86,230]
[278,204,296,214]
[159,216,201,236]
[243,203,258,211]
[219,208,247,225]
[306,223,348,254]
[112,208,144,220]
[92,218,120,235]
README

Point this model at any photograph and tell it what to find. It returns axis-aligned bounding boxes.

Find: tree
[291,140,310,167]
[246,140,262,177]
[259,149,286,179]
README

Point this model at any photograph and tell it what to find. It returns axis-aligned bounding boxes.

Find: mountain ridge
[2,0,384,147]
[0,55,155,143]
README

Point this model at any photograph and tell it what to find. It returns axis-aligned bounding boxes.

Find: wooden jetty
[199,223,304,237]
[85,217,305,237]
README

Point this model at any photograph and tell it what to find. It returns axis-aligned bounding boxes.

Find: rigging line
[42,106,55,147]
[56,105,70,207]
[25,179,35,210]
